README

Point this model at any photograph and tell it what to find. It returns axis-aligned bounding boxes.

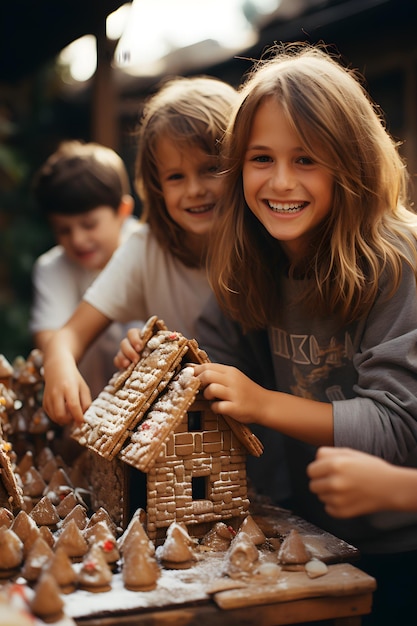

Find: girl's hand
[43,358,91,426]
[193,362,268,424]
[113,327,145,370]
[195,364,333,445]
[307,447,397,518]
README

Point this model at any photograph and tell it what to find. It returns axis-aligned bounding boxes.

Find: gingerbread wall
[88,399,250,542]
[146,400,250,543]
[88,451,129,529]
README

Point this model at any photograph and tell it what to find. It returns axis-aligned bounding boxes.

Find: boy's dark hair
[33,140,131,216]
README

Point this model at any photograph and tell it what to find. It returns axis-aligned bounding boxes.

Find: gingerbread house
[71,317,263,544]
[0,440,24,512]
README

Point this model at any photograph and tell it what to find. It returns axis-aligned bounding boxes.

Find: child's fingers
[113,351,131,370]
[307,456,332,479]
[314,446,335,460]
[44,392,75,426]
[308,447,354,479]
[201,382,226,401]
[64,392,86,425]
[122,336,140,359]
[308,475,331,495]
[79,383,92,416]
[127,327,145,352]
[193,363,226,386]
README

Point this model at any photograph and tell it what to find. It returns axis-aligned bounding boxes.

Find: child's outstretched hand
[113,327,145,370]
[43,357,91,426]
[307,447,399,518]
[193,362,269,425]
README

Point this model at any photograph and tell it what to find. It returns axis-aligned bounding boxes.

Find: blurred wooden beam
[91,15,119,150]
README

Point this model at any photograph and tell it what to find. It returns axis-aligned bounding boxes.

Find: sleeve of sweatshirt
[334,261,417,464]
[196,294,276,389]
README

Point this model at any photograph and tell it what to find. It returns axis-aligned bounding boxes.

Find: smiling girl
[194,44,417,626]
[41,75,237,423]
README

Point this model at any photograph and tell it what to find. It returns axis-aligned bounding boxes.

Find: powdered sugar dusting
[63,553,224,618]
[119,366,200,472]
[71,329,189,460]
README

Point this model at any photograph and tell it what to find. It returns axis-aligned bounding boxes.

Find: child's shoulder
[116,222,166,262]
[120,220,151,246]
[121,216,143,241]
[389,221,417,264]
[34,245,90,281]
[35,244,66,268]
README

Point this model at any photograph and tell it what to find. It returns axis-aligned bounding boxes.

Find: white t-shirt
[30,217,141,398]
[83,223,212,341]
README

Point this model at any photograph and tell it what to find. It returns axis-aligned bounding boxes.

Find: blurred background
[0,0,416,361]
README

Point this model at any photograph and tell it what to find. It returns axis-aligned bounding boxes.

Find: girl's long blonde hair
[135,76,237,267]
[208,43,417,330]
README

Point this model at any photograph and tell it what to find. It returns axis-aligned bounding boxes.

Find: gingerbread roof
[0,440,24,511]
[71,316,263,472]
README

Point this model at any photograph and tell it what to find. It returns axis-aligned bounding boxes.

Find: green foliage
[0,67,59,361]
[0,204,53,361]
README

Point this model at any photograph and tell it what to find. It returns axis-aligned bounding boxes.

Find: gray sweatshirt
[197,260,417,554]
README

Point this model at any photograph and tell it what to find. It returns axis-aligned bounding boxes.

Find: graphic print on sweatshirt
[269,325,356,402]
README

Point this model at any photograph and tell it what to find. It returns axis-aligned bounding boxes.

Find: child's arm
[307,447,417,516]
[113,327,144,370]
[42,301,111,425]
[193,362,333,446]
[33,329,55,352]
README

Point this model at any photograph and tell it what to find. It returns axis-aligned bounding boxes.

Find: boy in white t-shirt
[30,140,141,398]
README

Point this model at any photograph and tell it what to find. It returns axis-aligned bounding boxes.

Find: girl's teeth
[268,201,304,213]
[189,205,210,213]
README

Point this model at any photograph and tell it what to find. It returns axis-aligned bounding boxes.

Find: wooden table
[75,566,375,626]
[69,504,376,626]
[76,600,373,626]
[75,599,373,626]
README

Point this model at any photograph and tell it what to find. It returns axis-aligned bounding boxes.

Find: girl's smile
[156,137,222,244]
[243,97,334,263]
[267,200,308,213]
